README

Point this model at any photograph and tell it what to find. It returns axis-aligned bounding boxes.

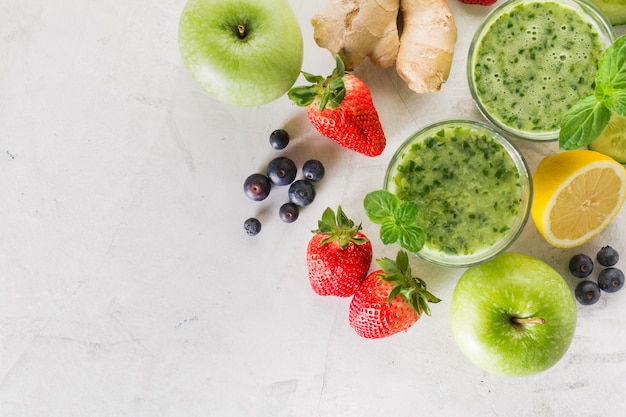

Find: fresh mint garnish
[363,190,425,253]
[559,96,612,150]
[595,34,626,116]
[559,35,626,150]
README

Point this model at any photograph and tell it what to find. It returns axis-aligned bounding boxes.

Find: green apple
[178,0,303,106]
[450,252,577,377]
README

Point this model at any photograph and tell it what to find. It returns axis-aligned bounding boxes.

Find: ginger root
[311,0,457,94]
[311,0,400,70]
[396,0,457,93]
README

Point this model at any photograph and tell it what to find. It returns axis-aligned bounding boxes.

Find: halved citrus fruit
[532,150,626,248]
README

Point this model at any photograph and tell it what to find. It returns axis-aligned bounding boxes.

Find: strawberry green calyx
[377,251,441,316]
[288,55,347,111]
[312,206,368,248]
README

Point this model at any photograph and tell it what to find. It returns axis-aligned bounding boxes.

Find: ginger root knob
[311,0,457,94]
[396,0,457,93]
[311,0,401,70]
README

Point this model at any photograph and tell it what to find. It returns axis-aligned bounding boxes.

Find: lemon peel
[531,150,626,248]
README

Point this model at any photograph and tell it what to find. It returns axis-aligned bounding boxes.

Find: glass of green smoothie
[384,120,532,267]
[468,0,615,141]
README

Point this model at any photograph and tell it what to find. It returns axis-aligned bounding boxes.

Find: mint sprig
[559,35,626,150]
[559,96,612,150]
[363,190,425,253]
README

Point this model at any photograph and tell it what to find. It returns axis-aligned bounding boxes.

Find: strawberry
[288,55,386,157]
[349,251,441,339]
[457,0,497,5]
[307,206,372,297]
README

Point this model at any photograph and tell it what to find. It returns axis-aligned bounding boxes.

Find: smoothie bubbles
[467,0,615,141]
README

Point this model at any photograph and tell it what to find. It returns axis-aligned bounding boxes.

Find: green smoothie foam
[470,0,611,138]
[387,123,525,257]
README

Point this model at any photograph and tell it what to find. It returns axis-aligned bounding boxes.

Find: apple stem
[511,317,546,325]
[237,24,246,39]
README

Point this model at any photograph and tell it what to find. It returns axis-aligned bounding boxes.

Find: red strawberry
[288,55,386,157]
[457,0,497,5]
[349,251,441,339]
[307,206,372,297]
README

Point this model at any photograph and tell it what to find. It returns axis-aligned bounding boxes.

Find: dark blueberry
[269,129,290,150]
[279,202,300,223]
[597,246,619,267]
[302,159,325,182]
[568,254,594,278]
[574,280,601,306]
[288,179,316,206]
[243,218,262,236]
[243,173,271,201]
[598,268,624,293]
[267,157,297,186]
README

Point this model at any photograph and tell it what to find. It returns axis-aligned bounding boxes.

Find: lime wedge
[588,0,626,26]
[589,114,626,163]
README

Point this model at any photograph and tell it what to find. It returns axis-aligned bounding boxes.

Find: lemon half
[532,150,626,248]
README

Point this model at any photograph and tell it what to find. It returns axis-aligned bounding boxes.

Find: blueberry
[569,254,594,278]
[269,129,290,150]
[598,268,624,293]
[575,280,601,305]
[267,157,297,186]
[244,218,262,236]
[302,159,325,182]
[288,179,316,206]
[597,246,619,267]
[243,173,271,201]
[279,202,300,223]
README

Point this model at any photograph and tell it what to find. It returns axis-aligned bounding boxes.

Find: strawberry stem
[288,55,347,110]
[312,206,369,249]
[376,251,441,316]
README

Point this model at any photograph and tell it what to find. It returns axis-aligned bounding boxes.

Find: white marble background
[1,1,625,416]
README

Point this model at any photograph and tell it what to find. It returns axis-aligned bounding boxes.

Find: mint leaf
[559,95,611,150]
[363,190,397,223]
[603,90,626,116]
[596,35,626,117]
[397,224,425,254]
[596,73,626,116]
[395,201,419,224]
[379,221,401,245]
[596,35,626,92]
[363,190,425,253]
[559,35,626,149]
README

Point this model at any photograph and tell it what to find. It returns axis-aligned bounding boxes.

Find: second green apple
[450,252,577,377]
